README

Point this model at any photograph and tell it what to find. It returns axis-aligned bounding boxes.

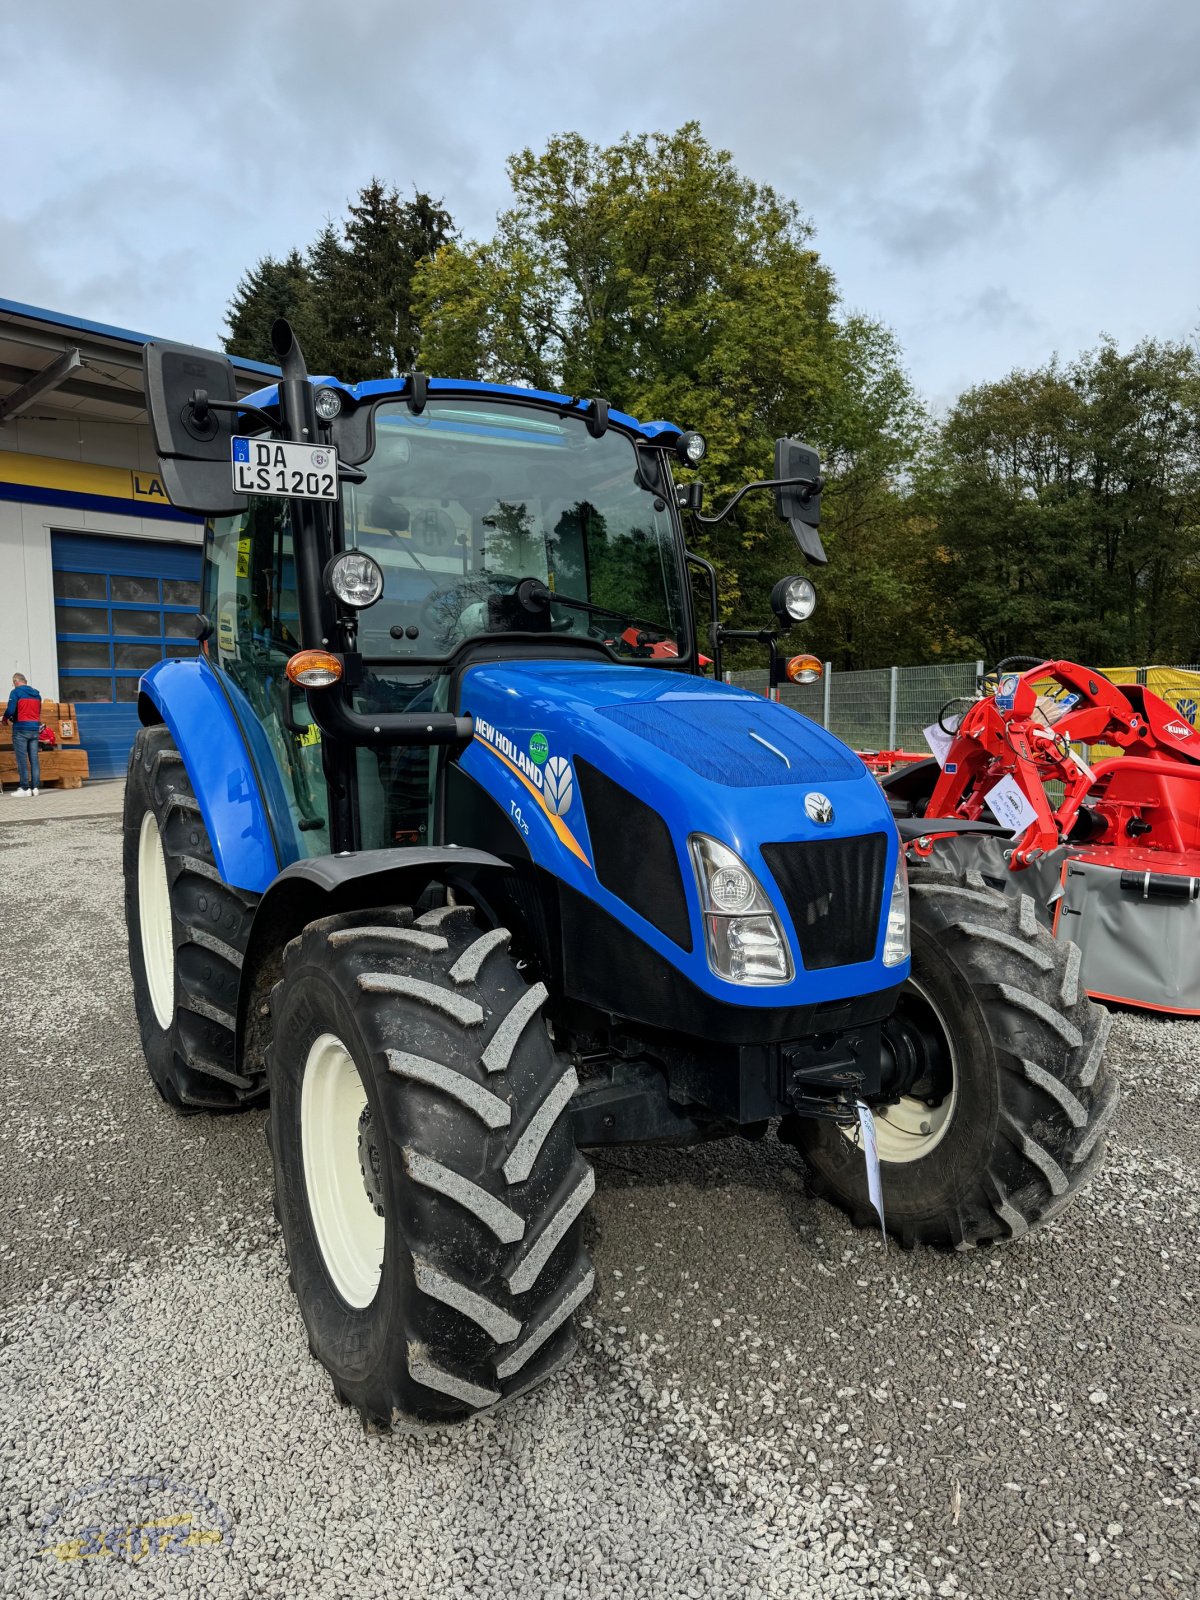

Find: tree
[413,125,928,663]
[222,183,454,382]
[223,249,318,367]
[927,339,1200,667]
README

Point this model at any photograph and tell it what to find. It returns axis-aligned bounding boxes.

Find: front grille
[761,834,888,970]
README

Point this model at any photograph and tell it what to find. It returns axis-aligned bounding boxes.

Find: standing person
[3,673,43,797]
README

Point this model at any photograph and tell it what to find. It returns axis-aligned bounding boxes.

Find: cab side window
[205,503,328,855]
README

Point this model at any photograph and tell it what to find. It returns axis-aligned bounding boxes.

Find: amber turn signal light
[786,654,823,685]
[285,649,343,688]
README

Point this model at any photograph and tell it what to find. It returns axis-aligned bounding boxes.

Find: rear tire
[267,904,594,1424]
[123,725,263,1111]
[786,862,1119,1248]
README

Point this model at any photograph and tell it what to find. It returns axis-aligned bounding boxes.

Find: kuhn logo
[1166,720,1193,739]
[804,791,835,825]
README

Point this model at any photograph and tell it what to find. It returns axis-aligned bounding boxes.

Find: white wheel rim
[301,1033,385,1308]
[843,980,958,1165]
[138,810,174,1030]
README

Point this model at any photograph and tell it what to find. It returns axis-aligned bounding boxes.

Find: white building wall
[0,413,202,699]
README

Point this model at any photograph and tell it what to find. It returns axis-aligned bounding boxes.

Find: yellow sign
[0,449,183,515]
[130,470,169,503]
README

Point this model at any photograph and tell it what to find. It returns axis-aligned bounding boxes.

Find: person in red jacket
[3,673,43,796]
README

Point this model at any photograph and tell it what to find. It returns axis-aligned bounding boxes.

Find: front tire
[786,862,1120,1248]
[123,725,262,1111]
[268,905,594,1424]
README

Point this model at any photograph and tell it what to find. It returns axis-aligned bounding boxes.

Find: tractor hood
[455,659,907,1010]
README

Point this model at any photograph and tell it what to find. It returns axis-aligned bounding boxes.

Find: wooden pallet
[0,747,89,790]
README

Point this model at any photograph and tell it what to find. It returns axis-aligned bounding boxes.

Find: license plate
[232,437,338,500]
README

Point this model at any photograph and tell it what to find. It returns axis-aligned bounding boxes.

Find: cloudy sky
[3,0,1198,410]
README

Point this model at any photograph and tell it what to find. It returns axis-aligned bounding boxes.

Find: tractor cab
[204,384,700,856]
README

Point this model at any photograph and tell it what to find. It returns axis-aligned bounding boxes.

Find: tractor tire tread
[123,724,263,1112]
[268,908,593,1426]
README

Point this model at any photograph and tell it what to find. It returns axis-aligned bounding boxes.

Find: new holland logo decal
[472,718,589,865]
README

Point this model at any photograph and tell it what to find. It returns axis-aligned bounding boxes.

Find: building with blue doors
[0,300,276,777]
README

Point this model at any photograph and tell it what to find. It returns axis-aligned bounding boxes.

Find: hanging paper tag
[855,1099,887,1248]
[922,721,955,766]
[984,773,1039,834]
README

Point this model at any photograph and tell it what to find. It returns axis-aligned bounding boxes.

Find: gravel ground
[0,810,1197,1600]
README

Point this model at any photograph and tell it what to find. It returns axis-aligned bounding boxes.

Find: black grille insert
[761,834,889,970]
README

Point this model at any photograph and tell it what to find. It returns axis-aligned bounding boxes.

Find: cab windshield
[344,398,688,661]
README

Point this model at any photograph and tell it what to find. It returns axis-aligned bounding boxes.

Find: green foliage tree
[222,182,454,382]
[927,339,1200,667]
[413,124,929,666]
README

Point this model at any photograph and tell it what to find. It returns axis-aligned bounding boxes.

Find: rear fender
[235,847,511,1074]
[138,658,281,892]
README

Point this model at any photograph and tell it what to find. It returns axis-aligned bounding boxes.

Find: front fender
[234,846,511,1074]
[139,657,282,892]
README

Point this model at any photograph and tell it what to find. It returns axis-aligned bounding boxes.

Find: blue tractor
[124,323,1116,1424]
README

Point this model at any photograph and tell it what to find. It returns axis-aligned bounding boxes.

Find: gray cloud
[2,0,1197,402]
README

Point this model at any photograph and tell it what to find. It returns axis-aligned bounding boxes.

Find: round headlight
[325,550,384,609]
[675,430,707,466]
[771,575,817,625]
[314,387,343,420]
[710,865,755,912]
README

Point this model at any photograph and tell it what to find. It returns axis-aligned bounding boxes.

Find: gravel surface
[1,809,1197,1599]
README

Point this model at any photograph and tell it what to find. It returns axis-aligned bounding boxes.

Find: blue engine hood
[455,659,907,1009]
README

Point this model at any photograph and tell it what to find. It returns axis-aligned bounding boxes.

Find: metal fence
[728,660,986,754]
[727,659,1200,755]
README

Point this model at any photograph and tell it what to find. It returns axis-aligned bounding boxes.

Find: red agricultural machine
[882,659,1200,1014]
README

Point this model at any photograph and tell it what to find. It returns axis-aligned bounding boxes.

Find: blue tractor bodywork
[454,659,907,1010]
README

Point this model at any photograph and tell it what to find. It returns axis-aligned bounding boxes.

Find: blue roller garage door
[51,532,203,779]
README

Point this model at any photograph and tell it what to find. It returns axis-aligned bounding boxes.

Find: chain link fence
[728,660,984,753]
[727,659,1200,754]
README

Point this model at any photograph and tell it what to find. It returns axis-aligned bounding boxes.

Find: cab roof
[240,374,682,444]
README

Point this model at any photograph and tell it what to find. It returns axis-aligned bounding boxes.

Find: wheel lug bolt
[919,1120,931,1134]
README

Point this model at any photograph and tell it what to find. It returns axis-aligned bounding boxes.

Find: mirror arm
[695,473,825,526]
[189,390,280,434]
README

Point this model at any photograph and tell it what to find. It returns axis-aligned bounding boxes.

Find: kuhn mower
[884,657,1200,1012]
[123,325,1115,1426]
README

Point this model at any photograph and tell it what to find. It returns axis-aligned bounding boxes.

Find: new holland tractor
[123,323,1117,1424]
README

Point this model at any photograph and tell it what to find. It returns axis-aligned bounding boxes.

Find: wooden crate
[0,704,81,748]
[0,747,90,790]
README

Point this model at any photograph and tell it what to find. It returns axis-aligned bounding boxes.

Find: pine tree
[222,249,315,364]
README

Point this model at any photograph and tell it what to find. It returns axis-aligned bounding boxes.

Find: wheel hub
[357,1106,385,1218]
[843,979,959,1164]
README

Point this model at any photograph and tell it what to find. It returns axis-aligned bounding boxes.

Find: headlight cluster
[689,834,793,985]
[882,851,910,967]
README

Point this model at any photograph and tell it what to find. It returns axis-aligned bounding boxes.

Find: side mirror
[143,342,247,516]
[773,438,826,566]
